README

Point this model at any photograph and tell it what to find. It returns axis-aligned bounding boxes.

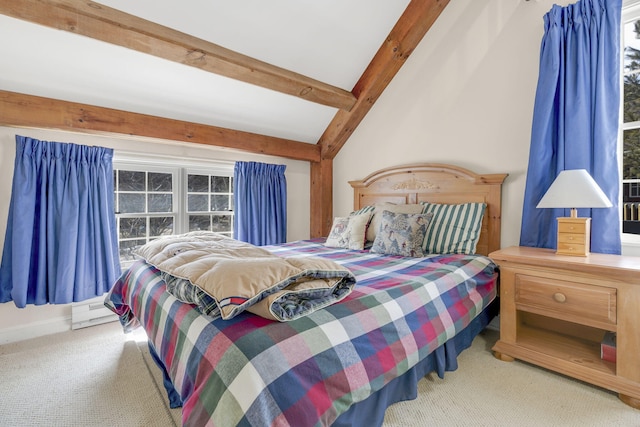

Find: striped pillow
[350,205,376,216]
[420,202,486,254]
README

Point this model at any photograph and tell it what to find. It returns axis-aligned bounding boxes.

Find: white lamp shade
[536,169,612,209]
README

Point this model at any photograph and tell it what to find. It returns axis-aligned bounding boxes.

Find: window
[622,2,640,235]
[113,160,233,265]
[113,167,177,262]
[186,172,234,235]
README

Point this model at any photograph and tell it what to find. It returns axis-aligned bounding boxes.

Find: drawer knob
[553,292,567,303]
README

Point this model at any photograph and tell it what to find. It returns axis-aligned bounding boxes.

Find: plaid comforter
[105,239,497,427]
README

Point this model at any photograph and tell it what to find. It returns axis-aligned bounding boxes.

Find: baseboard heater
[71,295,118,330]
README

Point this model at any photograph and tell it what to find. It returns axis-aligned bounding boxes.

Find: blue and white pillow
[370,211,433,257]
[359,203,425,243]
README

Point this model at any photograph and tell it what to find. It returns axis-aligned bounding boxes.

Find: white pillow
[325,213,372,250]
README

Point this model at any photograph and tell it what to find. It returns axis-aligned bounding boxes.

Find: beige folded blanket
[134,231,356,321]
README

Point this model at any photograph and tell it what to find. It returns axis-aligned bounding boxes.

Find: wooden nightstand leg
[619,394,640,410]
[493,351,514,362]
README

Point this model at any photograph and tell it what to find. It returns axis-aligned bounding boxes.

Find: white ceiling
[0,1,410,143]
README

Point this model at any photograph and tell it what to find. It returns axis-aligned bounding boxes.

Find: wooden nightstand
[489,246,640,409]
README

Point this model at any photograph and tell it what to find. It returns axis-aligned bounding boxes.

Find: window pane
[211,176,230,192]
[118,170,145,191]
[119,239,146,261]
[624,72,640,123]
[148,194,172,213]
[119,217,146,239]
[211,195,230,211]
[188,174,209,192]
[625,20,640,74]
[149,172,172,192]
[624,129,640,180]
[188,194,208,212]
[212,215,231,232]
[189,215,211,231]
[150,216,174,236]
[119,194,146,213]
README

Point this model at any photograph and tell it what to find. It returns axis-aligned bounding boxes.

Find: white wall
[0,126,310,342]
[335,0,572,250]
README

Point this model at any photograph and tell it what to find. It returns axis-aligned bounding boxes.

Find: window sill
[622,233,640,257]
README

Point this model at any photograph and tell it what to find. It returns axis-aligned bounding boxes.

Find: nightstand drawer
[557,233,586,244]
[515,274,617,326]
[556,239,586,255]
[557,222,586,235]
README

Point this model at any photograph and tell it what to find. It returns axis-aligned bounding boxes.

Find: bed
[105,163,507,426]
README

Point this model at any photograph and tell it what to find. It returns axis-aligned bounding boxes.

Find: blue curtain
[233,161,287,245]
[520,0,622,254]
[0,135,121,307]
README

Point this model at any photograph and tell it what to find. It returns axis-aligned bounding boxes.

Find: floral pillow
[325,212,372,250]
[364,203,425,243]
[370,211,433,257]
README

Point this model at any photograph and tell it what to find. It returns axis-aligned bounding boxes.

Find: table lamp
[536,169,612,256]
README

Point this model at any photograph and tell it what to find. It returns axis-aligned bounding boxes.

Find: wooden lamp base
[555,209,590,257]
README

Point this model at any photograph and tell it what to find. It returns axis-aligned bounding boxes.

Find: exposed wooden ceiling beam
[0,0,356,111]
[0,0,451,238]
[318,0,450,159]
[0,90,321,162]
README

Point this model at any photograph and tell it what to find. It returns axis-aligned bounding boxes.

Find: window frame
[621,1,640,245]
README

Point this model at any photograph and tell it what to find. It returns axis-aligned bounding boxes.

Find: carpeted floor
[0,322,179,427]
[0,321,639,426]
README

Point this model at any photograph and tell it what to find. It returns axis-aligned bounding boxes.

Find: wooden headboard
[349,163,508,256]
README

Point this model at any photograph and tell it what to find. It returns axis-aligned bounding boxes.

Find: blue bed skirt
[333,299,499,426]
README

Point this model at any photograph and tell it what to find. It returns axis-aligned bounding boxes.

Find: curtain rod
[113,150,235,166]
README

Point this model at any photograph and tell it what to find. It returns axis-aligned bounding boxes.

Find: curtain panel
[520,0,622,254]
[0,135,121,307]
[233,161,287,246]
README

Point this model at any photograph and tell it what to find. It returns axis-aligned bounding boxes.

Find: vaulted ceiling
[0,0,450,235]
